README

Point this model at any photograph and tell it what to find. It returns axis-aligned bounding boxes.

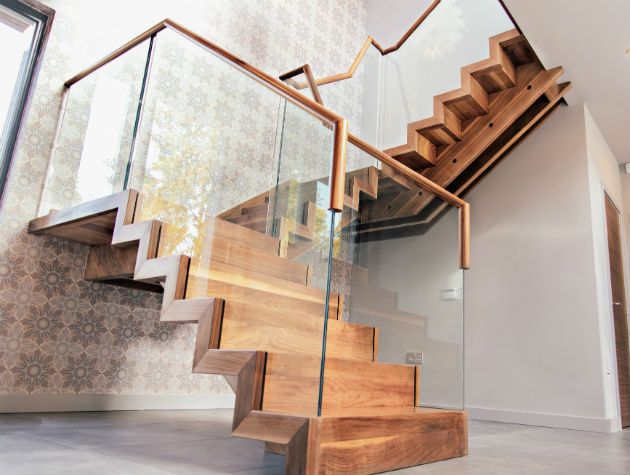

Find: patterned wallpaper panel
[0,0,368,397]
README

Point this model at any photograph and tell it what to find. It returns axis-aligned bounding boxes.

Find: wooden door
[604,195,630,428]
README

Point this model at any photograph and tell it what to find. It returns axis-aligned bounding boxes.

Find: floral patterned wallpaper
[0,0,368,399]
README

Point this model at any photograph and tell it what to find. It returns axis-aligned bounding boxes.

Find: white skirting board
[0,393,236,413]
[466,406,621,433]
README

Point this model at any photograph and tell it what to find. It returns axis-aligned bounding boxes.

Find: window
[0,0,51,201]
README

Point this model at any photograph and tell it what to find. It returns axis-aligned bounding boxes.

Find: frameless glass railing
[36,20,353,416]
[39,39,151,211]
[314,136,468,412]
[35,18,470,417]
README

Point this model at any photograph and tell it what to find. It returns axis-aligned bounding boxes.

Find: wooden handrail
[63,19,348,212]
[279,64,324,105]
[348,133,470,269]
[287,0,441,89]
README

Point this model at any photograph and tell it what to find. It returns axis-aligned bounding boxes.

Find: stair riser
[193,237,309,285]
[205,218,280,256]
[219,301,376,362]
[262,353,417,415]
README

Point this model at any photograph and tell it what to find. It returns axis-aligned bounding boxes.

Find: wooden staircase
[25,24,572,475]
[28,187,466,475]
[376,29,570,237]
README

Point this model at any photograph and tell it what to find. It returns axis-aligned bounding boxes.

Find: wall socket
[406,352,424,364]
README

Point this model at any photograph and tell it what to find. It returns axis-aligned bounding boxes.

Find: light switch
[440,287,463,301]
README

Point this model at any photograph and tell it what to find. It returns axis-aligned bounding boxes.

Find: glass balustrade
[36,23,349,417]
[35,18,468,417]
[321,141,465,411]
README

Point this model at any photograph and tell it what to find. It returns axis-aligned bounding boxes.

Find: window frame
[0,0,53,203]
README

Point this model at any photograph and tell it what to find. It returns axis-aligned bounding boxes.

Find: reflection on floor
[0,409,629,474]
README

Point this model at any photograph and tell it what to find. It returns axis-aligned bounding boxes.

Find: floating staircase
[28,186,466,474]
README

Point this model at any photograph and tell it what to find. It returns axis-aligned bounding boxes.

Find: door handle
[613,302,622,306]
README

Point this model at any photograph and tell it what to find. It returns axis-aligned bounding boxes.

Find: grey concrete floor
[0,409,629,475]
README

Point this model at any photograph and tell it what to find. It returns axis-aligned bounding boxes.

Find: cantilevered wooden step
[192,296,376,367]
[193,235,309,285]
[233,408,467,475]
[193,347,417,416]
[204,217,280,256]
[188,282,338,321]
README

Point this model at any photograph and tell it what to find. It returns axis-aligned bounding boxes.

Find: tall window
[0,0,51,201]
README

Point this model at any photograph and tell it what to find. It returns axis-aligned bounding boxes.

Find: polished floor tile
[0,410,628,474]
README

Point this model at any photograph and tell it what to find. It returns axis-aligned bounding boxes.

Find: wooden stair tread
[263,406,460,419]
[234,408,467,475]
[225,209,270,226]
[202,217,280,256]
[241,201,270,215]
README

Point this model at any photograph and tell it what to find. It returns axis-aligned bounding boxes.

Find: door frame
[603,191,630,428]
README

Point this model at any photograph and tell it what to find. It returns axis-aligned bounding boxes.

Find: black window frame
[0,0,53,203]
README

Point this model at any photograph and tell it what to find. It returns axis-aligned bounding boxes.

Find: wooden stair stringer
[422,64,566,197]
[356,68,571,239]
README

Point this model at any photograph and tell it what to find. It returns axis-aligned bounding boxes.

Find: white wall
[465,103,622,432]
[585,106,630,432]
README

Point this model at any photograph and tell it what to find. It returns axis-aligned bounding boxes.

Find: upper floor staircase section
[281,0,569,236]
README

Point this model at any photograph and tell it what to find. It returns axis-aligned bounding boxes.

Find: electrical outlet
[406,352,424,364]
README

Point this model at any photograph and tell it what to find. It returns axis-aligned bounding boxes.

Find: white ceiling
[504,0,630,164]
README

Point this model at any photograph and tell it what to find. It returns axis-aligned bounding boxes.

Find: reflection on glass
[129,28,281,259]
[40,39,150,213]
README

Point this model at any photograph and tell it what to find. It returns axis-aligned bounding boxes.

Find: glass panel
[379,0,513,149]
[341,143,465,410]
[128,28,282,257]
[40,39,151,213]
[268,98,338,416]
[125,29,341,416]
